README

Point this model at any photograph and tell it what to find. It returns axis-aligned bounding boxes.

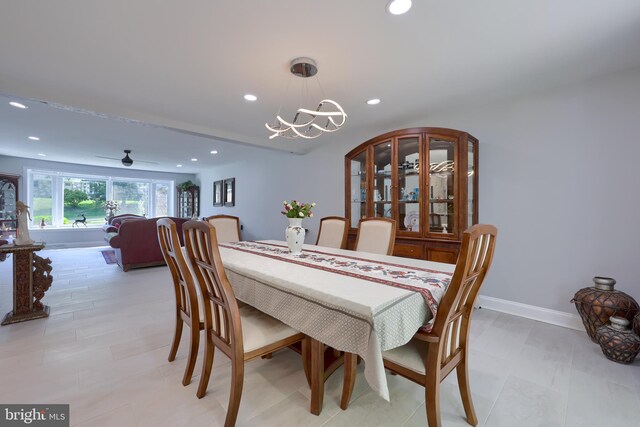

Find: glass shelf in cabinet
[397,170,419,176]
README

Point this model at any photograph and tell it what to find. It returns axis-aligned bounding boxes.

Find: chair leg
[340,352,357,410]
[225,360,245,427]
[456,358,478,426]
[301,337,311,388]
[425,376,442,427]
[196,337,215,398]
[182,321,200,386]
[168,314,183,362]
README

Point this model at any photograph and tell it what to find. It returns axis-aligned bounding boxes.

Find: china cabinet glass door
[0,175,18,237]
[349,151,367,226]
[397,136,421,234]
[372,140,392,219]
[428,138,456,236]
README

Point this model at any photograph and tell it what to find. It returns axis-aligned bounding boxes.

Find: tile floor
[0,247,639,426]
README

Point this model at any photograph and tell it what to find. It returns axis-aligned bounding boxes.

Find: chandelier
[265,57,347,140]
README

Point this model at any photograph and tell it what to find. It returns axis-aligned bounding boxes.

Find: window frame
[26,169,175,229]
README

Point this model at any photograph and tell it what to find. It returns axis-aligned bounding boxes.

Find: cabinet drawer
[426,248,458,264]
[393,243,424,259]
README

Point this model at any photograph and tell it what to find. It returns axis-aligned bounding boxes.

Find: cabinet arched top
[345,127,478,158]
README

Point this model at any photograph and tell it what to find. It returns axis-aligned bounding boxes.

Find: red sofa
[107,216,189,272]
[103,214,146,240]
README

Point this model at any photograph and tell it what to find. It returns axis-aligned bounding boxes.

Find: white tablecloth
[218,240,455,401]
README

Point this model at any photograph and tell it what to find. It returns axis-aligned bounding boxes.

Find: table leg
[340,352,357,410]
[310,337,325,415]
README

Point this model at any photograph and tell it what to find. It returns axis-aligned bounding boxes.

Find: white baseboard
[476,295,583,331]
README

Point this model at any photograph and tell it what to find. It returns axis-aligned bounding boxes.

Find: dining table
[217,240,455,415]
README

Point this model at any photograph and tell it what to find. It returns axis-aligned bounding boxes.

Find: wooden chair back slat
[432,225,497,368]
[183,221,244,359]
[157,219,198,320]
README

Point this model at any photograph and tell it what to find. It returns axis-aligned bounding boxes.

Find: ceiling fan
[96,149,158,167]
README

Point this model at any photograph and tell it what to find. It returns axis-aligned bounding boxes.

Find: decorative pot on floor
[634,313,640,337]
[595,316,640,364]
[571,277,639,342]
[285,218,305,255]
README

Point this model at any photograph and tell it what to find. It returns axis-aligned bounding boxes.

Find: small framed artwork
[224,177,235,207]
[213,180,223,207]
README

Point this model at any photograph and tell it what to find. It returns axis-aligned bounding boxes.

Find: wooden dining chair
[316,216,349,249]
[183,220,305,427]
[354,217,396,255]
[204,215,241,243]
[341,224,498,427]
[156,218,203,386]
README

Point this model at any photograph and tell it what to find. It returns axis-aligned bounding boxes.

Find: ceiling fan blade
[95,155,158,165]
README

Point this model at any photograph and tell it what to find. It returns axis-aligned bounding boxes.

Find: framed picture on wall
[213,180,223,206]
[224,178,235,207]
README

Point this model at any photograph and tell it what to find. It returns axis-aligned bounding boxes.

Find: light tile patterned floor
[0,247,639,426]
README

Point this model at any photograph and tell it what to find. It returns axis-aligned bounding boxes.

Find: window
[26,170,174,228]
[63,177,107,226]
[113,181,149,216]
[32,173,54,226]
[155,183,169,217]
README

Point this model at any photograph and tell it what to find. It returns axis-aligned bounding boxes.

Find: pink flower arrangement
[281,200,316,218]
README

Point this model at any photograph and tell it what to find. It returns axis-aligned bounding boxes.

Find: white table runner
[218,240,455,401]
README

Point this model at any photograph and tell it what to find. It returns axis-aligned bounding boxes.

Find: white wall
[198,66,640,315]
[417,66,640,312]
[0,155,196,246]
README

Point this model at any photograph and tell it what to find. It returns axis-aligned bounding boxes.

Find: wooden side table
[0,243,53,325]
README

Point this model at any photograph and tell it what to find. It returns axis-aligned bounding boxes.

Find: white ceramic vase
[285,217,305,255]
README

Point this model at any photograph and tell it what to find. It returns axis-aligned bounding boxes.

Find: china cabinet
[177,185,200,218]
[0,174,19,238]
[345,128,478,263]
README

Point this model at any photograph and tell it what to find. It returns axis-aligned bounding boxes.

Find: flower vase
[285,218,305,255]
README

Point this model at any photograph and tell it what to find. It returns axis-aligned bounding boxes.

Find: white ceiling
[1,0,640,172]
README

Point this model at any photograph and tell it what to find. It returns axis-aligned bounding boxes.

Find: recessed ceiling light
[28,136,40,141]
[37,153,46,157]
[387,0,412,15]
[367,98,381,105]
[191,158,198,162]
[10,101,28,109]
[244,94,257,101]
[210,150,218,154]
[176,164,183,168]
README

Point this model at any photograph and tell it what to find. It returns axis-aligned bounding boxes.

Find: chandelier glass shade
[266,58,346,140]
